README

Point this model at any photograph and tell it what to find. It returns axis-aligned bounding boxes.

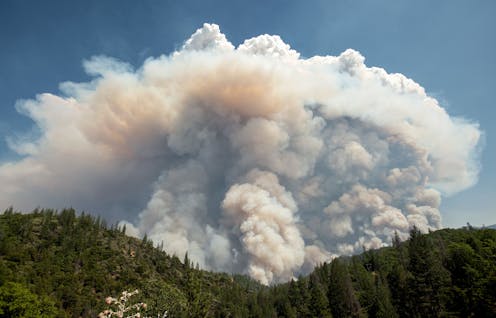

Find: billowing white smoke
[0,23,481,284]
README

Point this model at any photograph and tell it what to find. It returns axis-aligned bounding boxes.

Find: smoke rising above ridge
[0,23,481,284]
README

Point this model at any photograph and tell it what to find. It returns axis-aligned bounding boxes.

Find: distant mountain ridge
[461,223,496,230]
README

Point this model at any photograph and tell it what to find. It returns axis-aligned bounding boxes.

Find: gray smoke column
[0,24,482,284]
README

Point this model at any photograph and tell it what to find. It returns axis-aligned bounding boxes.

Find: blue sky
[0,0,494,227]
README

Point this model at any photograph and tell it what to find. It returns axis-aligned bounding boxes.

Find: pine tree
[309,273,332,318]
[373,273,397,318]
[183,252,190,269]
[328,258,361,318]
[407,226,450,317]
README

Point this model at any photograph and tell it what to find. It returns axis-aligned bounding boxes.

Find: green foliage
[328,258,361,317]
[406,226,450,317]
[1,209,496,317]
[0,282,59,317]
[309,273,332,318]
[0,209,260,317]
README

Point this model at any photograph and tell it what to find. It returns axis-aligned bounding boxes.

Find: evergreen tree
[298,277,313,317]
[373,274,397,318]
[328,258,361,318]
[309,273,332,318]
[407,226,450,317]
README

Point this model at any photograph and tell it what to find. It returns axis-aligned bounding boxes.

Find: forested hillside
[0,209,495,317]
[0,209,262,317]
[266,226,496,317]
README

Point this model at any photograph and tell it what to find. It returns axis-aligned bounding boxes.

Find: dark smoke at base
[0,24,481,284]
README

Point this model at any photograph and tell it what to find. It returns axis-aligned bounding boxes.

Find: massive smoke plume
[0,24,481,284]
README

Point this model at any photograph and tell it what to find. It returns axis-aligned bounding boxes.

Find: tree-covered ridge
[0,209,495,317]
[0,208,263,317]
[261,226,496,317]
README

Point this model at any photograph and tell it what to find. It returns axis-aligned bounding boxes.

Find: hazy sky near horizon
[0,0,494,228]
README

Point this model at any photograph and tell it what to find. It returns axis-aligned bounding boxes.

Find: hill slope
[0,209,262,317]
[1,209,495,317]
